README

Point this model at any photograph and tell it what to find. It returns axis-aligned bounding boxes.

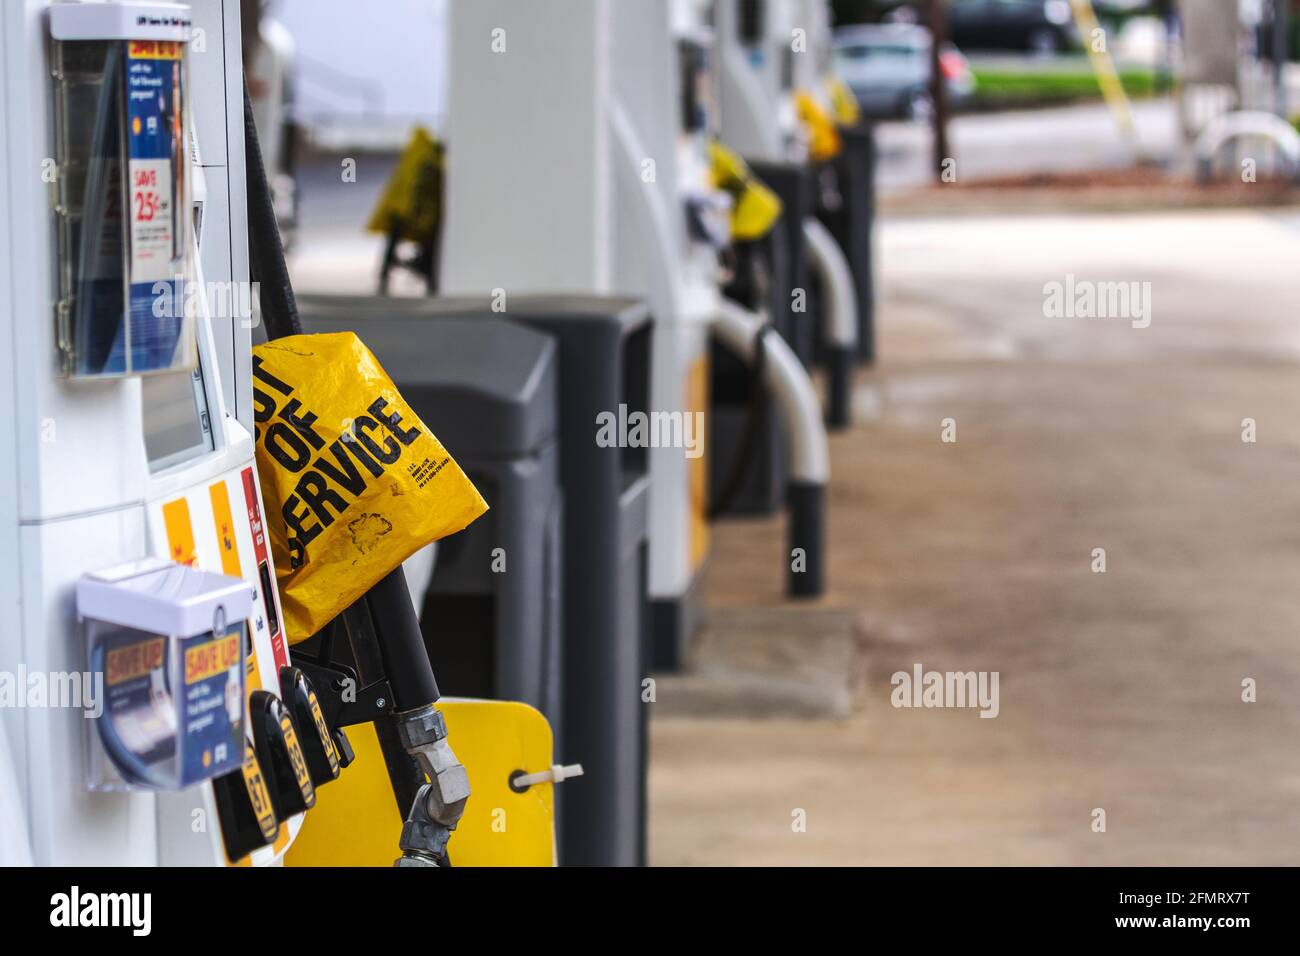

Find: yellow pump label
[308,691,341,774]
[251,332,488,643]
[280,713,314,800]
[241,741,279,843]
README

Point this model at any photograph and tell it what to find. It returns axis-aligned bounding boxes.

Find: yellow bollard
[1069,0,1144,159]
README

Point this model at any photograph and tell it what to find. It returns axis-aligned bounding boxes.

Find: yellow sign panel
[285,699,556,867]
[209,482,243,578]
[161,498,197,566]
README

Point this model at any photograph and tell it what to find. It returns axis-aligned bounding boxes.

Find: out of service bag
[252,332,488,642]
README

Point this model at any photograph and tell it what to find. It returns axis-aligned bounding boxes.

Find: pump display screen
[142,360,214,472]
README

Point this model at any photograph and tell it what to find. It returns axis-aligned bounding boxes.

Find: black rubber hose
[365,568,441,709]
[243,77,441,822]
[710,237,779,519]
[787,480,825,599]
[826,345,853,431]
[243,78,300,340]
[709,323,772,519]
[858,125,877,364]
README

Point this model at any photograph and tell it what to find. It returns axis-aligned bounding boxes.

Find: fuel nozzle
[393,703,470,867]
[249,689,316,818]
[212,739,280,864]
[279,666,343,787]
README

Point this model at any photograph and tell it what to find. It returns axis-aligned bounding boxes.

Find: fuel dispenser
[3,0,573,870]
[0,0,340,865]
[715,0,863,413]
[439,0,830,860]
[237,10,575,868]
[793,0,878,365]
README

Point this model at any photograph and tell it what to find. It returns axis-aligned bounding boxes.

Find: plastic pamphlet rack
[50,2,197,378]
[78,558,254,791]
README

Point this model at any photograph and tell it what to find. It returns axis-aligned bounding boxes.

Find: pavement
[876,98,1182,195]
[289,98,1184,248]
[648,205,1300,865]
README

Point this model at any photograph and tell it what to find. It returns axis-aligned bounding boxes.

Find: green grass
[970,66,1162,108]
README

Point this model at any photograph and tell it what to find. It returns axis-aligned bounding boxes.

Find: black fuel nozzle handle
[279,666,343,787]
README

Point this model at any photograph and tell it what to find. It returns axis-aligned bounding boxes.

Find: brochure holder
[77,558,254,791]
[50,2,197,378]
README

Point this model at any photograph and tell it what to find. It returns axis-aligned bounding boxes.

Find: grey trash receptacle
[709,227,787,521]
[301,293,654,868]
[499,296,653,868]
[818,123,876,363]
[749,159,818,364]
[297,298,564,734]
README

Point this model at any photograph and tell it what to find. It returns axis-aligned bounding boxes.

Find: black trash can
[817,122,876,363]
[500,296,653,868]
[300,293,654,868]
[296,298,565,733]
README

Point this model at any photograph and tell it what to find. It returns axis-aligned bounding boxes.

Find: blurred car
[832,23,975,121]
[947,0,1080,55]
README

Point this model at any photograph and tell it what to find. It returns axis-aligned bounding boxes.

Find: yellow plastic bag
[366,126,445,242]
[252,332,488,642]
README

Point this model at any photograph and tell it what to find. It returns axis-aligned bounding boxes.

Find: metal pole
[1275,0,1289,118]
[928,0,952,182]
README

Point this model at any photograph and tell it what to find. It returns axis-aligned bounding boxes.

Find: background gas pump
[434,0,830,863]
[0,0,343,866]
[715,0,863,421]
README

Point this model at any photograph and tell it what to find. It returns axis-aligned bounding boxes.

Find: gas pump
[441,0,829,667]
[716,0,861,414]
[793,0,878,366]
[0,0,336,865]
